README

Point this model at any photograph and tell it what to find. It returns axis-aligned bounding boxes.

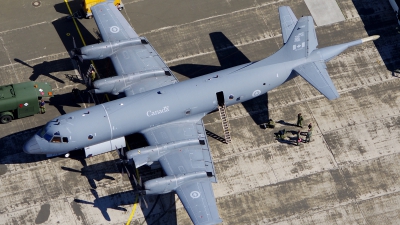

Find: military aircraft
[23,3,379,224]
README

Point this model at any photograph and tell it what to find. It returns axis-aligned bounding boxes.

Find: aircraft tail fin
[279,6,298,44]
[278,10,318,61]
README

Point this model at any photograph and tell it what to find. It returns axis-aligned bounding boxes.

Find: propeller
[115,146,148,208]
[71,36,83,63]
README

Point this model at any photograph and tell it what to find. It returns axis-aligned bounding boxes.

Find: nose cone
[23,136,42,154]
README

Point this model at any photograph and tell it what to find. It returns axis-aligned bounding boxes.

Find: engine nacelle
[93,69,167,95]
[126,139,200,168]
[84,136,126,157]
[74,38,144,60]
[144,171,208,195]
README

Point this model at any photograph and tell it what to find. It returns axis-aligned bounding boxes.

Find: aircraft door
[216,91,225,107]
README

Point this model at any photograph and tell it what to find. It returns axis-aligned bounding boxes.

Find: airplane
[23,3,379,225]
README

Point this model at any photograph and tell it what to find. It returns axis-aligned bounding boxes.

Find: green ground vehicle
[0,81,53,124]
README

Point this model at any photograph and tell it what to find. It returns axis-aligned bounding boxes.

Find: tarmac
[1,0,400,224]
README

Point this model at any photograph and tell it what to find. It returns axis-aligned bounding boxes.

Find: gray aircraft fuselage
[23,15,371,155]
[24,51,297,154]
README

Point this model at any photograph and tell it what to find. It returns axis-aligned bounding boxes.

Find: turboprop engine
[92,69,169,95]
[71,37,147,61]
[126,139,201,168]
[143,171,209,195]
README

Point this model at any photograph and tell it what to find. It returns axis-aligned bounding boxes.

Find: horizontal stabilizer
[294,62,339,100]
[279,6,298,44]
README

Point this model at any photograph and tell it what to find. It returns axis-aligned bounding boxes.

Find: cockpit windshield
[36,126,68,143]
[36,127,52,141]
[36,127,46,138]
[43,133,53,142]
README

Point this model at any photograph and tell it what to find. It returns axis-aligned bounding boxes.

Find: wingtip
[361,35,380,43]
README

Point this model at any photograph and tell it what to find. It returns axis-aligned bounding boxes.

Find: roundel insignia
[110,26,120,33]
[252,90,261,97]
[24,103,29,106]
[190,191,201,199]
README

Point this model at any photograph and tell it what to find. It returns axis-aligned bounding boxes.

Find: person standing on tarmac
[297,113,303,128]
[39,99,46,114]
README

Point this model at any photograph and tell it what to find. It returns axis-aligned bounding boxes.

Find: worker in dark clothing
[278,129,286,140]
[308,123,313,131]
[72,88,80,100]
[297,113,303,128]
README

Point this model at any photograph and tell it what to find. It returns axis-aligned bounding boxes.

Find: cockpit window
[51,136,62,143]
[43,133,52,142]
[62,137,69,143]
[36,127,46,138]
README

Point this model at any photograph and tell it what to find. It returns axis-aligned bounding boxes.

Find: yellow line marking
[64,0,86,46]
[126,195,139,225]
[64,0,109,102]
[65,1,126,221]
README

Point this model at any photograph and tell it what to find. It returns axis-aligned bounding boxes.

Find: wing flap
[294,61,339,100]
[141,115,217,182]
[176,181,222,225]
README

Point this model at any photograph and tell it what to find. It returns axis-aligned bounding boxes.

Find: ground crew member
[90,69,96,81]
[39,99,46,114]
[308,123,313,131]
[72,88,79,100]
[296,130,301,146]
[305,129,312,143]
[297,113,303,128]
[278,129,286,140]
[268,119,275,128]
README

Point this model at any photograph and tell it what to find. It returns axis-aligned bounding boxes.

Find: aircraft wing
[294,61,339,100]
[141,115,222,225]
[91,3,178,96]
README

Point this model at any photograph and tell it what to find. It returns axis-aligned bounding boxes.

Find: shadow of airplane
[74,189,129,221]
[14,58,70,84]
[0,127,48,164]
[170,32,269,126]
[352,0,400,72]
[61,160,117,189]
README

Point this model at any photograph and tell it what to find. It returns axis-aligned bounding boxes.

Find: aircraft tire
[0,115,12,124]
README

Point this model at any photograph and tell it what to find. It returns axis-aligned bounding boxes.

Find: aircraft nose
[23,136,41,154]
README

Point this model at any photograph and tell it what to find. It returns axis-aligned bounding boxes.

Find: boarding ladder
[218,104,232,144]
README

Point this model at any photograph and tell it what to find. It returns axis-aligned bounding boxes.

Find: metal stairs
[218,104,232,144]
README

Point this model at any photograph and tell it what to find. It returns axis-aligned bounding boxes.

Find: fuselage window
[229,94,234,100]
[62,137,69,143]
[88,135,93,140]
[51,136,62,143]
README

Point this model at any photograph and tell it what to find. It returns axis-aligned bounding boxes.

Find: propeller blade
[72,36,77,49]
[140,196,148,209]
[123,164,131,178]
[131,172,138,186]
